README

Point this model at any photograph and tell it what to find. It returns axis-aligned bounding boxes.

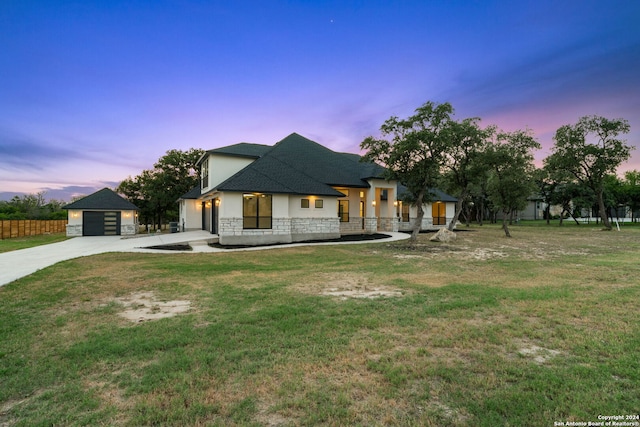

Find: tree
[621,170,640,221]
[545,116,632,230]
[484,129,541,237]
[533,166,557,225]
[118,148,204,229]
[441,118,492,230]
[361,101,454,242]
[0,192,66,220]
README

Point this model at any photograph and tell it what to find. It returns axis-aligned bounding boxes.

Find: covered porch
[335,181,398,234]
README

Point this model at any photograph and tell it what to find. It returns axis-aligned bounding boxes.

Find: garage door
[83,211,121,236]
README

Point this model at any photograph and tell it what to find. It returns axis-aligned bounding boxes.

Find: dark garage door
[83,211,121,236]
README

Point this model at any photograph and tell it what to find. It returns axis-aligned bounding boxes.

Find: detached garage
[63,188,139,237]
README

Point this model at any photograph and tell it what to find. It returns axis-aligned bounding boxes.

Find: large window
[402,204,410,222]
[338,200,349,222]
[432,201,446,225]
[201,161,209,189]
[243,194,272,229]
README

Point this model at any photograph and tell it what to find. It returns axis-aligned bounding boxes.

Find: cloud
[0,135,78,171]
[447,38,640,118]
[0,182,121,202]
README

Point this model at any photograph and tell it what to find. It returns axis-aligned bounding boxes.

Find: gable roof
[63,188,139,210]
[197,142,271,166]
[215,133,387,196]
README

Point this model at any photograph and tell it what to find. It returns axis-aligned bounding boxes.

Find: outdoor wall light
[393,201,398,207]
[215,199,221,206]
[372,201,376,206]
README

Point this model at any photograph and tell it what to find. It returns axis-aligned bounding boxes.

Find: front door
[212,199,218,234]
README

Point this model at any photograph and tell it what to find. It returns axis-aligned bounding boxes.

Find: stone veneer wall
[339,217,364,234]
[363,217,378,234]
[377,217,399,232]
[65,223,137,236]
[218,217,340,246]
[121,224,137,235]
[66,224,82,237]
[291,217,340,242]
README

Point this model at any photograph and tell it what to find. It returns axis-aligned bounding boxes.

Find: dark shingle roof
[209,142,271,157]
[197,142,271,167]
[397,184,458,203]
[178,186,202,200]
[216,133,386,195]
[63,188,139,210]
[217,155,345,197]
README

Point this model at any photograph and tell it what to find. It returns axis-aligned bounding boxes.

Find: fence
[0,220,68,239]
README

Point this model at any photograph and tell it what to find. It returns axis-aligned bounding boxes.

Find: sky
[1,0,639,201]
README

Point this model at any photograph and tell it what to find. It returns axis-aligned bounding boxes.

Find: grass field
[1,224,639,426]
[0,233,68,254]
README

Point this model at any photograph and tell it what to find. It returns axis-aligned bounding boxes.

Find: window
[301,199,310,208]
[432,201,446,225]
[338,200,349,222]
[201,161,209,189]
[402,204,410,222]
[315,199,323,208]
[243,194,272,229]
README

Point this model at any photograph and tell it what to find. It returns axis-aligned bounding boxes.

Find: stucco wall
[288,195,339,219]
[201,155,255,194]
[180,199,203,231]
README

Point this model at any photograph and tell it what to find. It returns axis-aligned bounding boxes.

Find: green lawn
[1,225,638,426]
[0,233,69,254]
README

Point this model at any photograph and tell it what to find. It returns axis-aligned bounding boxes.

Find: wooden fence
[0,220,68,239]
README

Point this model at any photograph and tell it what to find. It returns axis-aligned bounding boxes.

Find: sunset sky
[1,0,639,201]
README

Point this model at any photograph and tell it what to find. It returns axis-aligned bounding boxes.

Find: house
[178,133,457,245]
[63,188,139,236]
[396,186,458,231]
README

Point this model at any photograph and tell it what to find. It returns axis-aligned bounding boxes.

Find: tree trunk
[410,189,426,242]
[570,210,581,225]
[545,205,551,225]
[597,188,612,230]
[448,192,466,231]
[502,209,512,237]
[463,203,471,227]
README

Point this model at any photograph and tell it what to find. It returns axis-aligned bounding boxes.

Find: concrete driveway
[0,231,410,287]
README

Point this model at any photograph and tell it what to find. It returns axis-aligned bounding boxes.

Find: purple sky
[1,1,639,201]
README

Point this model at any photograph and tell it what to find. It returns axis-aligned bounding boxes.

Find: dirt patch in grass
[514,339,564,364]
[111,291,191,323]
[295,272,406,300]
[321,287,404,299]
